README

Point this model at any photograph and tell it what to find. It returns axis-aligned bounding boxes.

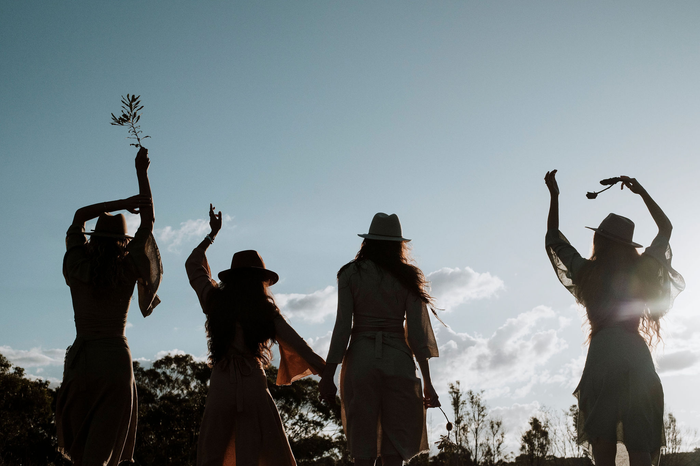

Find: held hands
[544,170,559,197]
[135,147,150,173]
[423,382,441,408]
[123,195,152,214]
[319,370,338,405]
[209,204,222,238]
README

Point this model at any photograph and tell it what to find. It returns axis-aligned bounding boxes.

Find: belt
[350,329,412,359]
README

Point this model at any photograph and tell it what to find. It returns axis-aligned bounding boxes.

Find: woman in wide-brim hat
[544,171,684,466]
[185,204,325,466]
[319,213,441,466]
[56,147,162,466]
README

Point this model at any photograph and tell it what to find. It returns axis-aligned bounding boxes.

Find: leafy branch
[110,94,151,148]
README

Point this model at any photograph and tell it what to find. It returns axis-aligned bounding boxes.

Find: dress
[56,222,162,466]
[326,260,439,461]
[545,229,684,461]
[185,245,325,466]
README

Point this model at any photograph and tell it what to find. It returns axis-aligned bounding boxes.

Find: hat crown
[230,250,267,270]
[93,213,129,237]
[589,213,641,247]
[357,212,410,242]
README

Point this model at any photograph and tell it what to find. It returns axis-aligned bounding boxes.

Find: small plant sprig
[110,94,150,148]
[586,177,623,199]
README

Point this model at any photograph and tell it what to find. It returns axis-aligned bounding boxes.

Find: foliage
[110,94,150,147]
[0,354,69,466]
[520,416,551,466]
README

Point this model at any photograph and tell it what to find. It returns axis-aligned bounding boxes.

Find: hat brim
[358,233,410,242]
[86,232,133,240]
[585,227,643,248]
[218,267,279,285]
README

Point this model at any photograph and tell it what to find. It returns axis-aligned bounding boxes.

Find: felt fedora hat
[358,212,410,242]
[85,213,133,239]
[218,250,279,285]
[586,213,642,248]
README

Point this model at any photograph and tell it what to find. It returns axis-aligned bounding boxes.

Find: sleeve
[405,294,439,360]
[185,244,218,313]
[274,315,326,386]
[545,229,588,297]
[128,226,163,317]
[63,223,90,286]
[642,234,685,317]
[325,267,354,365]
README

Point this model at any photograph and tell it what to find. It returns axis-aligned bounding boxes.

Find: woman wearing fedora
[319,213,440,466]
[56,147,162,466]
[186,204,325,466]
[544,171,684,466]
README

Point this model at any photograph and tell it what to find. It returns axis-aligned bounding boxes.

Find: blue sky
[2,1,700,454]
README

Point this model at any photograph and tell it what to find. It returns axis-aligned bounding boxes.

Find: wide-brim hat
[586,213,642,248]
[85,213,133,239]
[358,212,410,242]
[218,250,279,285]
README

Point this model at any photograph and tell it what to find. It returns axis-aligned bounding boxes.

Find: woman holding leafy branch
[186,204,325,466]
[56,147,162,466]
[544,171,684,466]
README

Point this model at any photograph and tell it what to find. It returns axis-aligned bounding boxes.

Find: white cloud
[431,306,569,397]
[305,330,333,358]
[428,267,504,311]
[277,286,337,324]
[0,345,65,367]
[156,214,234,253]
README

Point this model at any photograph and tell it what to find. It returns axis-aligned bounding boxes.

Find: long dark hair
[204,271,280,367]
[87,236,129,288]
[339,239,441,319]
[574,233,662,345]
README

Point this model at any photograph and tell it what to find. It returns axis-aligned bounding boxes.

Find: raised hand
[620,176,647,196]
[209,204,222,237]
[123,195,152,214]
[135,147,150,173]
[544,170,559,196]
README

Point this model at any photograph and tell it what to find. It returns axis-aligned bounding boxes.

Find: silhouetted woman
[544,171,684,466]
[56,147,162,466]
[186,204,326,466]
[319,213,440,466]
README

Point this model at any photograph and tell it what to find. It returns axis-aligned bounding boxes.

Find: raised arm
[135,147,154,231]
[185,204,223,311]
[620,176,672,239]
[72,196,151,226]
[545,170,560,232]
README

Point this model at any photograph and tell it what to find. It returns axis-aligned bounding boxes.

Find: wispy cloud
[276,286,337,324]
[428,267,504,311]
[155,214,234,253]
[0,345,65,367]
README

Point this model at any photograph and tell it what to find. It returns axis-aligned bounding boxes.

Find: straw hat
[85,213,133,239]
[218,250,279,285]
[358,212,410,242]
[586,213,642,248]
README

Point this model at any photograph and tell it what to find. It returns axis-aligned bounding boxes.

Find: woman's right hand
[209,204,222,237]
[319,371,338,405]
[123,195,152,214]
[135,147,150,173]
[544,170,559,197]
[620,176,647,196]
[423,382,441,408]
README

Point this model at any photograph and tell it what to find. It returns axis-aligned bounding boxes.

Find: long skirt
[197,356,296,466]
[340,331,427,461]
[56,335,137,466]
[574,327,665,464]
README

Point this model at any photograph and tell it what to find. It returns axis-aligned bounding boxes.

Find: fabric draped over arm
[325,268,354,365]
[128,227,163,317]
[641,234,685,318]
[275,316,325,386]
[405,294,439,360]
[545,229,588,298]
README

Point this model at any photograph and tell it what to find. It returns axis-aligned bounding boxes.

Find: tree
[483,418,507,466]
[520,416,551,466]
[0,353,69,466]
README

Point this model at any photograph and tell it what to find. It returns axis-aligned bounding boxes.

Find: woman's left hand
[209,203,222,237]
[135,147,150,172]
[423,383,440,408]
[319,373,338,405]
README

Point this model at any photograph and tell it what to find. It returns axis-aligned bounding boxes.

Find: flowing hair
[87,236,129,289]
[338,239,443,322]
[574,233,662,346]
[204,271,280,367]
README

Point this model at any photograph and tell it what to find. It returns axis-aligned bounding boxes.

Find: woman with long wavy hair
[186,204,325,466]
[319,213,440,466]
[544,171,684,466]
[56,147,162,466]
